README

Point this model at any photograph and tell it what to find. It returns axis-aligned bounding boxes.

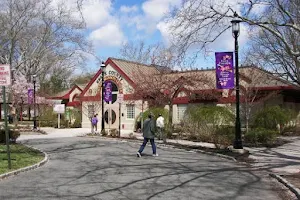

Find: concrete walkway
[18,127,91,141]
[131,133,300,175]
[245,137,300,174]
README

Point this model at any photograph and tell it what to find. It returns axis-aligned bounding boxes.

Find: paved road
[0,137,285,200]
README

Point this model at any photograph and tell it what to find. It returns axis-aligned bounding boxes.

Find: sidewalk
[18,127,91,141]
[245,137,300,174]
[127,132,300,175]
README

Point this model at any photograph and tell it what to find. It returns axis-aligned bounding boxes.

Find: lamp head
[101,61,106,72]
[32,74,37,82]
[231,12,242,37]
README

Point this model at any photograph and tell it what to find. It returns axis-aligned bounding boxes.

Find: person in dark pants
[137,114,158,157]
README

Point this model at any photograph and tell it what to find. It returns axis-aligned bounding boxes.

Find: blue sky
[75,0,250,73]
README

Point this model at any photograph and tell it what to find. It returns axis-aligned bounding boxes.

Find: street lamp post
[33,75,37,130]
[231,12,243,149]
[101,62,106,133]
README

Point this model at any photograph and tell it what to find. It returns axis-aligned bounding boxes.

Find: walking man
[91,114,98,134]
[137,114,158,157]
[156,114,164,140]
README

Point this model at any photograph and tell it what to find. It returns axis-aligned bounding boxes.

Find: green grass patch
[0,144,44,175]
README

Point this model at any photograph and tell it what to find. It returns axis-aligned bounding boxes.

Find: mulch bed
[166,142,254,163]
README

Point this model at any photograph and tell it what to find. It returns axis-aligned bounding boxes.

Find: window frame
[177,104,187,122]
[126,104,135,120]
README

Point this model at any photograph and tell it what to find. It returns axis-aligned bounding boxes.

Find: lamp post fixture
[101,62,106,133]
[231,12,243,149]
[33,74,37,130]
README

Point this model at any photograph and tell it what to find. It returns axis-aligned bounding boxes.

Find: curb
[0,145,49,180]
[269,173,300,199]
[161,141,237,162]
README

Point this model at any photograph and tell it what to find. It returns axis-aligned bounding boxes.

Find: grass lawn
[0,144,44,175]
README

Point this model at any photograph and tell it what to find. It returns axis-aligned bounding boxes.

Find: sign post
[0,64,12,169]
[53,104,65,129]
[117,94,124,137]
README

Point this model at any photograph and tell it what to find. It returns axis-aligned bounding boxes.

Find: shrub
[71,118,82,128]
[69,108,82,128]
[244,128,278,146]
[101,129,108,136]
[253,106,297,132]
[214,126,235,148]
[110,129,119,138]
[0,128,20,144]
[39,107,57,127]
[141,107,168,122]
[182,105,235,147]
[139,107,170,138]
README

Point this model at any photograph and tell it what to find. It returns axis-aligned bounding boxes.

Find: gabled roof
[109,57,160,82]
[76,83,88,90]
[48,85,82,100]
[80,57,160,98]
[157,66,300,90]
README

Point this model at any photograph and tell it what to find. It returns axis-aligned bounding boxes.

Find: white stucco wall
[81,63,140,135]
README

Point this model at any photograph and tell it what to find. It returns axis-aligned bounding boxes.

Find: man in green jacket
[137,114,158,157]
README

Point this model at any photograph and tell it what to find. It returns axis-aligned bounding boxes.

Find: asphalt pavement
[0,136,286,200]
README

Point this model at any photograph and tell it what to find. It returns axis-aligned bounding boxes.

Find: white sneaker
[137,152,141,157]
[152,154,159,157]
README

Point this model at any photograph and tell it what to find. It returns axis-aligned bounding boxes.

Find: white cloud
[142,0,181,20]
[51,0,114,29]
[157,21,172,45]
[89,22,126,47]
[121,0,182,35]
[120,5,138,13]
[81,0,113,29]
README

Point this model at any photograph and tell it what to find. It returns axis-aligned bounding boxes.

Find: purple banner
[104,81,112,102]
[28,89,34,104]
[215,52,234,89]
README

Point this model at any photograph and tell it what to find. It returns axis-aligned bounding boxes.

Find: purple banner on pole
[28,89,34,104]
[104,81,112,103]
[215,52,234,89]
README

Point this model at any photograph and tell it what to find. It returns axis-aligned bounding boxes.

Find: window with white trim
[88,105,95,118]
[126,104,135,119]
[177,104,187,122]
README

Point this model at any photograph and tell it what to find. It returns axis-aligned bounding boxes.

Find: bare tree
[238,67,282,133]
[245,26,300,84]
[0,0,92,82]
[169,0,300,82]
[119,41,181,71]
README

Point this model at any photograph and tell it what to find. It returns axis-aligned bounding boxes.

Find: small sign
[117,94,124,103]
[53,104,65,114]
[0,64,11,86]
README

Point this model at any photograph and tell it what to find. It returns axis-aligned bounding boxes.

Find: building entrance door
[104,107,119,130]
